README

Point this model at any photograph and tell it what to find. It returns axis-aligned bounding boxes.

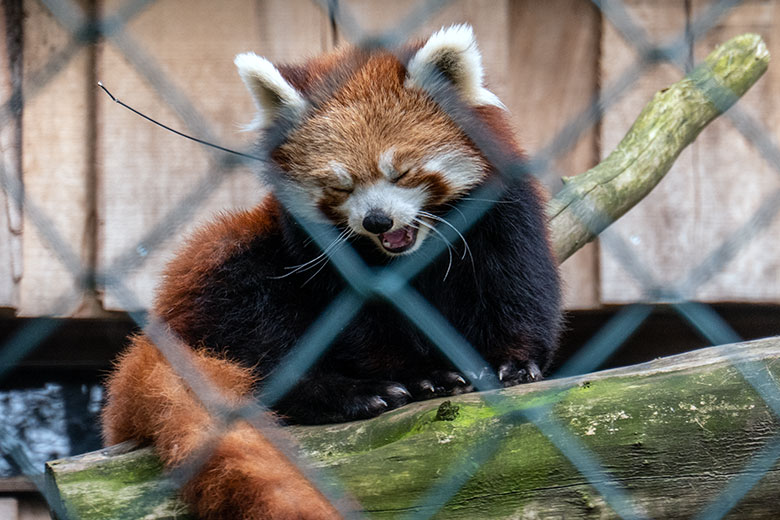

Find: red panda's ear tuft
[405,24,505,109]
[234,52,307,130]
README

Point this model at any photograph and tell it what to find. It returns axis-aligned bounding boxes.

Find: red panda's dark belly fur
[161,176,561,425]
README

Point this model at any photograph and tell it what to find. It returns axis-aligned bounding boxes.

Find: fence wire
[0,0,779,519]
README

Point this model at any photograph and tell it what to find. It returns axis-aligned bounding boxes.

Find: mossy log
[48,338,780,519]
[45,34,774,519]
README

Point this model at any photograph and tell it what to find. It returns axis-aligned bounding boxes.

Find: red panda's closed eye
[391,169,410,183]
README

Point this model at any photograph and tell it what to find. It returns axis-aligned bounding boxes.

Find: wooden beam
[599,0,780,304]
[552,33,769,263]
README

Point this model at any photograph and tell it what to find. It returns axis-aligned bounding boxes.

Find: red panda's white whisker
[443,203,468,224]
[414,217,454,281]
[301,230,354,287]
[461,197,520,204]
[301,259,330,287]
[269,228,351,279]
[418,210,473,263]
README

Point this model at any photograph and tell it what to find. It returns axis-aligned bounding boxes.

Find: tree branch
[549,33,769,262]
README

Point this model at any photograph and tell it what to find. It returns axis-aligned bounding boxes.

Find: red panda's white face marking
[422,149,484,196]
[236,24,505,257]
[377,148,397,180]
[328,161,354,191]
[342,173,430,254]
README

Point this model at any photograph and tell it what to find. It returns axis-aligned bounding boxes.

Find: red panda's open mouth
[378,225,418,254]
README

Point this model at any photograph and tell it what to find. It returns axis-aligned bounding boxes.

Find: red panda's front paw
[497,360,543,387]
[277,377,413,424]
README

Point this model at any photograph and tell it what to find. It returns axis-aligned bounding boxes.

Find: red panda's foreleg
[102,335,339,520]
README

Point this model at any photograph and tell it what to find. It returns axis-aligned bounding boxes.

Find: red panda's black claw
[276,378,412,423]
[526,361,543,382]
[407,371,471,399]
[420,380,436,394]
[465,366,493,383]
[370,396,389,410]
[386,383,413,400]
[362,383,413,416]
[497,360,545,387]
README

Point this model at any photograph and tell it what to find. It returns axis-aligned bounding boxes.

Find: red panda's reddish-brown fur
[102,25,562,519]
[154,195,281,344]
[102,335,338,519]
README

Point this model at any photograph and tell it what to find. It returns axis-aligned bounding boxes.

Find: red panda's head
[235,24,510,256]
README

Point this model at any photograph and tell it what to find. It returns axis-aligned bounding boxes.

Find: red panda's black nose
[363,210,394,234]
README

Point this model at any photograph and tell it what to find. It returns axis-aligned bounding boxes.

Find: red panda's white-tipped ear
[405,24,504,109]
[234,52,307,129]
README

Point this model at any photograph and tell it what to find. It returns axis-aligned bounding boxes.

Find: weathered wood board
[0,1,22,310]
[18,0,93,316]
[599,0,780,303]
[599,0,692,304]
[0,496,51,520]
[96,0,331,311]
[688,0,780,301]
[505,1,601,309]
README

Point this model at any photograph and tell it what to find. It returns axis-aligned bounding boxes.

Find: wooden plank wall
[600,0,780,303]
[3,0,779,316]
[0,496,50,520]
[690,0,780,301]
[96,0,330,311]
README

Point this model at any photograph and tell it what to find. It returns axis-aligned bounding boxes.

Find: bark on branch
[46,34,773,519]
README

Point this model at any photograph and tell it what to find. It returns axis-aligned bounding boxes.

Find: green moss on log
[46,444,185,520]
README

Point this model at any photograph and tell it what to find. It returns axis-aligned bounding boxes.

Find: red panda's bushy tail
[102,335,340,520]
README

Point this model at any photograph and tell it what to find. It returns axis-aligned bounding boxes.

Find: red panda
[102,24,561,519]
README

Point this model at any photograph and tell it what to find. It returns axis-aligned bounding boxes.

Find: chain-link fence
[1,0,779,518]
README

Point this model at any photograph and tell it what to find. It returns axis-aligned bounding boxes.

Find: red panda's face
[236,24,505,256]
[274,63,489,255]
